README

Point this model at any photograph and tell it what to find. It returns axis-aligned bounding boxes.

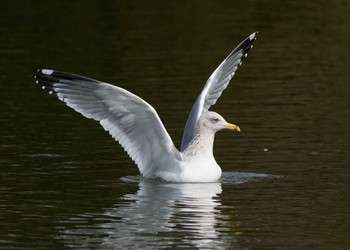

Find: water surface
[1,1,350,249]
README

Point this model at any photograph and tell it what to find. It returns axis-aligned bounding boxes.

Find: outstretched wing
[36,69,181,177]
[181,32,258,151]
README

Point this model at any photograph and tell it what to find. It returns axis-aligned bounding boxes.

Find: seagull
[35,32,257,182]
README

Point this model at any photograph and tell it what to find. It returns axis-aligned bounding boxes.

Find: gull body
[155,112,240,182]
[35,32,257,182]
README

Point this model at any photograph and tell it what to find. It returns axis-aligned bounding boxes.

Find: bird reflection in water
[61,179,237,249]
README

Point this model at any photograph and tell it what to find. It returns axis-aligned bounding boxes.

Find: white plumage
[35,32,257,182]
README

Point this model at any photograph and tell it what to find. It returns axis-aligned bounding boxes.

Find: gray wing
[180,32,258,151]
[36,69,181,177]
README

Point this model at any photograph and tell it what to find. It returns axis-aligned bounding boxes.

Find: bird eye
[210,118,219,123]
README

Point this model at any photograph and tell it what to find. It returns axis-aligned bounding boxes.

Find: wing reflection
[61,180,235,249]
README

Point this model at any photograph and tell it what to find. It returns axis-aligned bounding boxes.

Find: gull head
[200,111,240,133]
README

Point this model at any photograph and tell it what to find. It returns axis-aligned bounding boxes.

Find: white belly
[159,155,222,182]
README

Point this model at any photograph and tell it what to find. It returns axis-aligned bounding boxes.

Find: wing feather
[181,32,258,151]
[36,70,181,177]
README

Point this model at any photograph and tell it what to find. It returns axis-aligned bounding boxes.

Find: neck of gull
[183,126,216,158]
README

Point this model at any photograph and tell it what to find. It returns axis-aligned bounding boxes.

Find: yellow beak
[225,123,241,132]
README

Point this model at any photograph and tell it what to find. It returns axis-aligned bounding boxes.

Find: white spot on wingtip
[42,69,53,75]
[42,86,45,90]
[249,33,256,41]
[49,91,53,95]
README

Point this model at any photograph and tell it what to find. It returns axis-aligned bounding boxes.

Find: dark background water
[1,0,350,249]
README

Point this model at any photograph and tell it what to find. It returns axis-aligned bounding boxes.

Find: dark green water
[1,1,350,249]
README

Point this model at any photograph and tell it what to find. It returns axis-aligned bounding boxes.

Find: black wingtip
[36,69,100,83]
[249,31,258,42]
[226,31,258,64]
